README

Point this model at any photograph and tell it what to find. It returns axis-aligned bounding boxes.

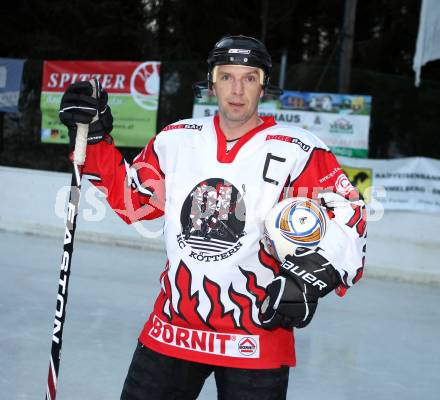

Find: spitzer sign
[40,60,161,147]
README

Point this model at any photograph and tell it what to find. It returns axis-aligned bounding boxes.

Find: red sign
[42,60,160,95]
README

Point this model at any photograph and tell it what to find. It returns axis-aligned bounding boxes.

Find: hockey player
[59,35,367,400]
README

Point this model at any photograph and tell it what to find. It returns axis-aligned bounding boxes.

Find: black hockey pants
[120,341,290,400]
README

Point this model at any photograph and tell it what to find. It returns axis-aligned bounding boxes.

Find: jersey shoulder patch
[264,124,328,153]
[160,117,210,134]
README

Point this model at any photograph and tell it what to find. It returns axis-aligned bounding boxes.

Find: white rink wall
[1,166,440,284]
[0,166,165,252]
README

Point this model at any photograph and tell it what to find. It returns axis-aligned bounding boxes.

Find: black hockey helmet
[193,35,282,98]
[207,35,272,88]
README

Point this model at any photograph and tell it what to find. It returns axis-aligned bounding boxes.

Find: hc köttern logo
[178,178,246,262]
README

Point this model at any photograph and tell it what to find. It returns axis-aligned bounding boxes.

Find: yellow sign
[341,165,372,203]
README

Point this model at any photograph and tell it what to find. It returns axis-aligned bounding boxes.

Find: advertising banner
[193,90,371,158]
[0,58,25,113]
[338,156,440,213]
[41,60,160,147]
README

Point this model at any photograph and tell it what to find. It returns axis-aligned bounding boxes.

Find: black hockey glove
[59,80,113,148]
[259,249,341,329]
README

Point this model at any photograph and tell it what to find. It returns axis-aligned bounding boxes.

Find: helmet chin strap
[211,65,265,86]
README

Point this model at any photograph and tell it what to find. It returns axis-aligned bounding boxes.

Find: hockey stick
[45,79,99,400]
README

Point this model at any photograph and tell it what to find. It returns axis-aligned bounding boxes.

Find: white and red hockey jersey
[83,115,367,369]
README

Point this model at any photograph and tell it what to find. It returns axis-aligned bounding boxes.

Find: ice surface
[1,231,439,399]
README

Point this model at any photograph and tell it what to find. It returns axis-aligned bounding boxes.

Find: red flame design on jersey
[158,260,270,333]
[353,243,367,285]
[346,204,367,237]
[174,262,206,326]
[228,286,255,334]
[239,267,266,305]
[353,266,364,284]
[159,262,205,328]
[258,241,280,275]
[203,277,241,332]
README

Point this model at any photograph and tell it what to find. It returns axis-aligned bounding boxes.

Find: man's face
[212,65,264,124]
